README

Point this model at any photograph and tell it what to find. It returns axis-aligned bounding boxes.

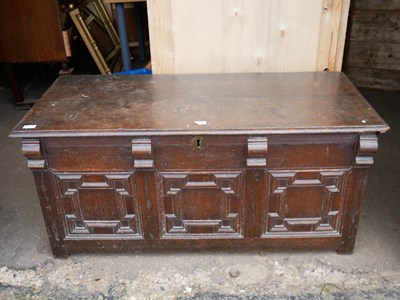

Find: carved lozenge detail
[355,134,378,165]
[132,138,154,169]
[158,171,244,238]
[22,138,45,169]
[264,170,347,237]
[55,173,142,238]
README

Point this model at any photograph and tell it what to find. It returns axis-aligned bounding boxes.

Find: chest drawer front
[153,136,247,170]
[43,137,134,172]
[267,134,358,169]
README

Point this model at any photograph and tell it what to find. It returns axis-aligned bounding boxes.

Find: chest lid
[10,72,389,137]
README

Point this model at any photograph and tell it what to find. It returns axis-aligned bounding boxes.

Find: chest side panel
[42,137,143,240]
[261,134,358,238]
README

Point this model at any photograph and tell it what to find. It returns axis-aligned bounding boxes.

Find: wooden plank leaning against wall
[344,0,400,91]
[146,0,351,74]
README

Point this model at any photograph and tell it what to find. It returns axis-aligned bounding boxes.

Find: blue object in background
[115,3,132,71]
[115,68,152,75]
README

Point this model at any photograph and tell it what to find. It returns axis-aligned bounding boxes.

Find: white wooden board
[147,0,350,74]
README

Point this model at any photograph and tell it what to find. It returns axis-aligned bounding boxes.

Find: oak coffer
[10,73,389,258]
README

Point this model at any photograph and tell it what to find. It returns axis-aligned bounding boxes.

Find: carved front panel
[55,173,142,239]
[157,172,244,238]
[263,170,347,237]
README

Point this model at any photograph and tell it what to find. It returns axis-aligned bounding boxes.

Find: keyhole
[192,136,204,150]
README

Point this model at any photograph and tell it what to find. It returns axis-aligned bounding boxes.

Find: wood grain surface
[344,0,400,91]
[0,0,66,62]
[11,72,389,257]
[10,72,388,138]
[147,0,350,74]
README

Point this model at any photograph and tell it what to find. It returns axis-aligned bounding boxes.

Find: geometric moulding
[157,171,244,238]
[55,173,142,239]
[263,170,347,237]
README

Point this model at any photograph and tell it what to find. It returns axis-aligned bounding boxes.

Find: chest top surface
[10,72,389,137]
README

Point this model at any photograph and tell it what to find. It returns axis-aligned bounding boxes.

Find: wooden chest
[10,73,389,258]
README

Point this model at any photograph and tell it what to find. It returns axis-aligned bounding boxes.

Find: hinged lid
[10,72,389,138]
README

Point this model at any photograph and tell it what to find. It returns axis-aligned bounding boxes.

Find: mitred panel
[55,173,142,239]
[263,170,347,237]
[157,171,244,238]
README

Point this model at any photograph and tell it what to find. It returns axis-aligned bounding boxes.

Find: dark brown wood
[338,134,378,254]
[345,67,400,92]
[347,42,400,70]
[355,0,400,11]
[21,138,68,258]
[10,73,388,137]
[0,1,67,106]
[344,0,400,91]
[0,0,66,63]
[350,11,400,44]
[9,73,389,258]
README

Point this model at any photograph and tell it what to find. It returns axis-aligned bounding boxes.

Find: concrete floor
[0,85,399,299]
